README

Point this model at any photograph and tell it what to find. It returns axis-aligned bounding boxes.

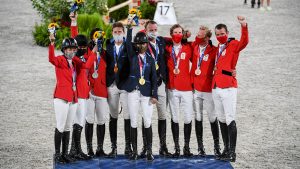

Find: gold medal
[173,68,180,75]
[139,77,145,85]
[155,63,159,70]
[114,65,118,73]
[195,68,201,75]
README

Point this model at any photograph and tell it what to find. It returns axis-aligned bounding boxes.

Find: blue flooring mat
[54,155,233,169]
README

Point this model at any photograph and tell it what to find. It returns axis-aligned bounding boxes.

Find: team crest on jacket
[203,54,209,61]
[181,52,186,59]
[222,49,226,56]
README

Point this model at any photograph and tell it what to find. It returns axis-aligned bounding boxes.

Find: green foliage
[77,13,112,41]
[80,0,108,15]
[32,22,70,49]
[32,13,112,49]
[139,1,156,20]
[108,0,129,22]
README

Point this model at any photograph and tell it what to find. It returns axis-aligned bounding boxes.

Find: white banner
[154,2,177,25]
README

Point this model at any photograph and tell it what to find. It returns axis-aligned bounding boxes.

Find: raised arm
[48,34,63,67]
[70,12,78,38]
[236,16,249,52]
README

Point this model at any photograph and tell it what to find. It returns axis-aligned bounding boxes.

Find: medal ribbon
[114,44,124,65]
[69,61,76,89]
[215,44,227,65]
[197,46,207,69]
[148,43,159,63]
[138,54,147,78]
[94,52,101,71]
[171,46,182,69]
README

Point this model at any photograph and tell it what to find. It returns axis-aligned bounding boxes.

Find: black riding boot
[158,120,172,157]
[85,121,94,157]
[145,126,154,161]
[108,116,118,158]
[95,124,107,157]
[183,122,193,157]
[54,128,64,163]
[171,120,180,157]
[129,127,138,160]
[139,120,147,158]
[124,119,132,156]
[61,131,75,163]
[221,121,237,162]
[195,120,205,156]
[210,119,221,158]
[217,121,229,160]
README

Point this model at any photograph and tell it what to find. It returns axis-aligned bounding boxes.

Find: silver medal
[92,72,98,79]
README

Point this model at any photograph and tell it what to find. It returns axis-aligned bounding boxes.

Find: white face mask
[147,31,158,40]
[113,34,124,43]
[65,51,75,60]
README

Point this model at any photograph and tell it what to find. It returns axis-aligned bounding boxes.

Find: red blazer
[212,25,249,89]
[49,44,78,102]
[70,25,95,99]
[165,43,193,91]
[191,43,217,92]
[88,51,108,98]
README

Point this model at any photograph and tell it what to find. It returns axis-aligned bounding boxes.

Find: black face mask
[135,44,147,53]
[76,49,87,57]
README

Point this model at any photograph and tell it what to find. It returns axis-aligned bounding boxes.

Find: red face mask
[216,35,228,44]
[195,36,206,44]
[172,34,183,43]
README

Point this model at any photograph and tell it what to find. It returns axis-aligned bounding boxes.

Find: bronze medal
[173,68,180,75]
[114,65,118,73]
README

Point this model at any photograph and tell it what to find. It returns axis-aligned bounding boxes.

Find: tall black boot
[108,116,117,158]
[217,121,229,160]
[145,126,154,161]
[139,120,147,158]
[69,125,77,159]
[96,124,107,157]
[195,120,205,156]
[61,131,75,163]
[244,0,247,5]
[171,120,180,157]
[158,120,172,157]
[85,121,94,157]
[183,122,193,157]
[221,121,237,162]
[251,0,255,8]
[129,127,138,160]
[210,119,221,158]
[74,124,90,160]
[54,128,64,163]
[124,119,132,156]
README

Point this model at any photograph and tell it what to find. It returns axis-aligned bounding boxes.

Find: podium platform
[54,155,234,169]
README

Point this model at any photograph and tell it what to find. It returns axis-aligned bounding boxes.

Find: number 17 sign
[154,2,177,25]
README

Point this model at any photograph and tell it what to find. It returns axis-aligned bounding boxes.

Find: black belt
[222,70,232,76]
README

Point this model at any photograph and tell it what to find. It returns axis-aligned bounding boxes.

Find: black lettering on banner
[159,5,170,15]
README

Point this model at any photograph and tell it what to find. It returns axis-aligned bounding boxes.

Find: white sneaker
[267,6,272,11]
[260,7,266,11]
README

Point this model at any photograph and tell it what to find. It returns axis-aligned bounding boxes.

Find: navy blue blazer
[123,28,158,99]
[106,38,130,90]
[146,36,168,87]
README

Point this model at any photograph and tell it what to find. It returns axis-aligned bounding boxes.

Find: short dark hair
[215,24,228,32]
[145,20,157,29]
[170,24,184,35]
[112,22,124,32]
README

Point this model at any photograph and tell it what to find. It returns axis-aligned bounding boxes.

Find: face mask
[136,44,148,53]
[216,35,228,44]
[113,34,124,43]
[172,34,183,43]
[195,36,206,44]
[65,51,75,60]
[147,31,158,40]
[76,49,87,57]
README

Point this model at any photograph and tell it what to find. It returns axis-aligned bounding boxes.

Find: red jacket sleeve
[236,25,249,52]
[73,52,96,69]
[49,44,63,67]
[70,26,78,38]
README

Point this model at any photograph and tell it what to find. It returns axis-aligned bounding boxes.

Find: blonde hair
[199,25,212,38]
